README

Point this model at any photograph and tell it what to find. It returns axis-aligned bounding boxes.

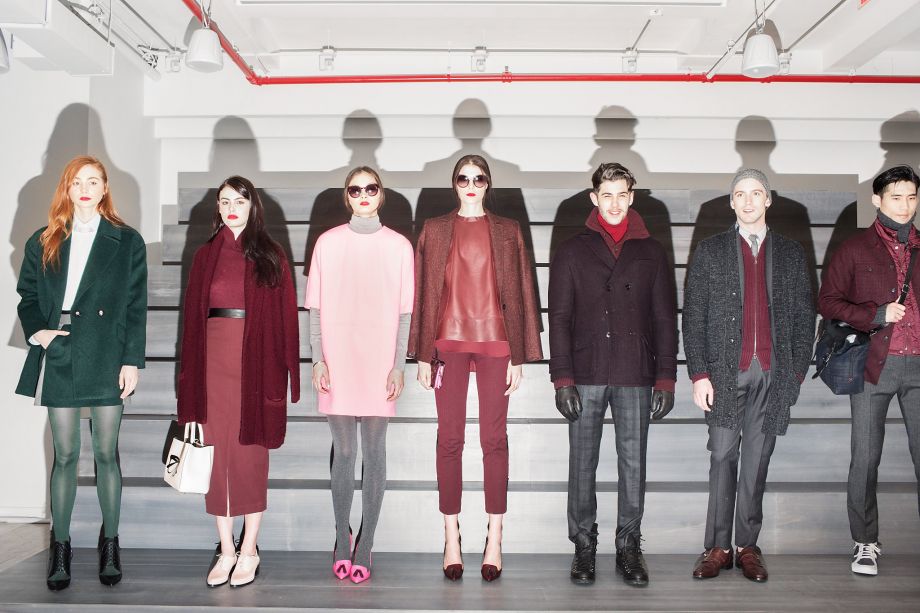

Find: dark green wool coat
[16,218,148,407]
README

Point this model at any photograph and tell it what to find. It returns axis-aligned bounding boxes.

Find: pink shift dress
[304,224,414,416]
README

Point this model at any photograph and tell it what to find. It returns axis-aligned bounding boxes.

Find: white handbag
[164,422,214,494]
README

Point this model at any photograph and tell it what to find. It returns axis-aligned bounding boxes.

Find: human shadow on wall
[688,116,819,302]
[303,110,413,269]
[10,103,142,349]
[414,99,541,316]
[176,117,294,377]
[550,106,677,304]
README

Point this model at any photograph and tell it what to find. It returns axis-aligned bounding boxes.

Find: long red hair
[40,156,124,271]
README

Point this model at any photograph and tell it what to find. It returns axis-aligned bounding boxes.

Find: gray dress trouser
[704,359,777,550]
[568,384,651,550]
[848,354,920,543]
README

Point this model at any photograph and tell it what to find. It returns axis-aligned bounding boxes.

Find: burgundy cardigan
[177,235,300,449]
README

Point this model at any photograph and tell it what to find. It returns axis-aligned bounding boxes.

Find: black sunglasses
[347,183,379,198]
[456,174,489,188]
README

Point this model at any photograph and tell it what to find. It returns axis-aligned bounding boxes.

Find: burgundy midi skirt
[203,317,269,517]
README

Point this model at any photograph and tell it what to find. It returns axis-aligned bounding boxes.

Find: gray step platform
[1,549,919,611]
[67,486,920,554]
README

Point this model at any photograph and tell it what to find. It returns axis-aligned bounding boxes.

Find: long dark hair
[451,154,493,208]
[212,175,283,287]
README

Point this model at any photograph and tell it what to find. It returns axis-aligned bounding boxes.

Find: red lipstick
[228,214,238,220]
[466,192,476,197]
[360,201,369,206]
[80,197,92,201]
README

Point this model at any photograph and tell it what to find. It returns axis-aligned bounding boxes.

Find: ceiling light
[185,2,223,72]
[0,29,9,74]
[741,1,778,78]
[622,48,638,73]
[471,46,488,72]
[319,45,335,71]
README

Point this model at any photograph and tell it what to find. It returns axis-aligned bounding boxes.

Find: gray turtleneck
[309,215,411,370]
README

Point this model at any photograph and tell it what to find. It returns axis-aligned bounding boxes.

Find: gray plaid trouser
[568,384,650,550]
[848,355,920,543]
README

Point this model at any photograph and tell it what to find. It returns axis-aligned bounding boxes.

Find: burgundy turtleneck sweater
[208,226,246,309]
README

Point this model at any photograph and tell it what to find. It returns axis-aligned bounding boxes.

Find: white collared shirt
[28,214,101,346]
[738,225,768,256]
[62,214,101,311]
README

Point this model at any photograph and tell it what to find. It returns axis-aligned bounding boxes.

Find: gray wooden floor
[1,549,918,612]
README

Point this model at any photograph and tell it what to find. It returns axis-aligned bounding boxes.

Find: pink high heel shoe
[333,534,352,580]
[350,554,371,584]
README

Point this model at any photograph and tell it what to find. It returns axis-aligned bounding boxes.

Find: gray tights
[328,415,388,567]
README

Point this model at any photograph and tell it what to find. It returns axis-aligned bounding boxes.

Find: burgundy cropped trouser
[434,350,510,514]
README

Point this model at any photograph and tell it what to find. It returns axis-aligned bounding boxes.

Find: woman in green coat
[16,155,147,591]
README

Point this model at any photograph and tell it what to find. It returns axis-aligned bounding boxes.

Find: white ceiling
[3,0,920,78]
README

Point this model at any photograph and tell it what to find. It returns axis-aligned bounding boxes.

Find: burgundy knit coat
[177,236,300,449]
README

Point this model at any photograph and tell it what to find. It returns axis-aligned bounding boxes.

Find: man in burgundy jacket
[549,163,678,587]
[818,165,920,577]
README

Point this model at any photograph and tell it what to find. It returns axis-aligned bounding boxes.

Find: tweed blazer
[818,224,920,386]
[682,227,815,436]
[16,219,147,406]
[407,209,543,366]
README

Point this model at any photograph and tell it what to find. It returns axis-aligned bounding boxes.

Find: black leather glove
[650,389,674,420]
[555,386,582,422]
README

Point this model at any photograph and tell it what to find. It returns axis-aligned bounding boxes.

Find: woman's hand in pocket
[33,329,69,350]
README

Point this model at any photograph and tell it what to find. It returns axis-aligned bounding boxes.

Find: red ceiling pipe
[182,0,920,86]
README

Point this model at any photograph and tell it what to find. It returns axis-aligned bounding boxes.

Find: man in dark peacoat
[818,165,920,577]
[683,169,814,582]
[16,218,147,406]
[549,163,678,587]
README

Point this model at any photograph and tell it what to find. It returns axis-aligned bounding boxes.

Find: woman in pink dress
[305,166,414,583]
[408,155,543,581]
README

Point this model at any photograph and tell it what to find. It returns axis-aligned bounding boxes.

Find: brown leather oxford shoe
[692,548,733,579]
[736,546,768,582]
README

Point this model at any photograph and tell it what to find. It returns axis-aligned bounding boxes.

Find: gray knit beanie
[730,168,771,196]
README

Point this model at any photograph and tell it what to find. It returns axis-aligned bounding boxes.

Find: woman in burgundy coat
[408,154,543,581]
[177,176,300,588]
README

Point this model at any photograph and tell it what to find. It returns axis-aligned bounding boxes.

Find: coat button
[625,283,631,290]
[501,304,506,310]
[606,332,611,338]
[98,310,104,316]
[868,266,873,272]
[891,288,896,294]
[74,311,81,317]
[729,338,735,343]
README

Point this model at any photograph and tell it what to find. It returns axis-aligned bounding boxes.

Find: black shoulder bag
[814,248,918,395]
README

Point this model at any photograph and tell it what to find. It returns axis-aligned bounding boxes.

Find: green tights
[47,405,123,542]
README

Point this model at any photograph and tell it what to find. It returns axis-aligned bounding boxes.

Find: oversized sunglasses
[347,183,379,198]
[455,174,489,188]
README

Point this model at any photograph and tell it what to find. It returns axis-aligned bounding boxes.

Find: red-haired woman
[178,176,299,588]
[16,155,148,590]
[409,155,543,581]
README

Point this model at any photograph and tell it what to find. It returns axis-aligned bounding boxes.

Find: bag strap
[897,248,919,305]
[183,422,205,445]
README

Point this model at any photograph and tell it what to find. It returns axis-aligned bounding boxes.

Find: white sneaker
[851,542,880,576]
[207,553,238,587]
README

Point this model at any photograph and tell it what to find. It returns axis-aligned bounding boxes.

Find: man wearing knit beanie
[683,168,815,582]
[818,165,920,576]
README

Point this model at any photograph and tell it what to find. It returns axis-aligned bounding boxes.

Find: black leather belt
[208,308,246,319]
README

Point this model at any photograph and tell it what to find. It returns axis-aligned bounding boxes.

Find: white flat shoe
[207,553,237,587]
[230,553,260,587]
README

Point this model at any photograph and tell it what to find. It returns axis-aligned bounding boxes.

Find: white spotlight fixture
[777,51,791,75]
[319,45,336,71]
[471,46,488,72]
[186,1,223,73]
[0,29,9,74]
[622,48,638,74]
[741,0,778,78]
